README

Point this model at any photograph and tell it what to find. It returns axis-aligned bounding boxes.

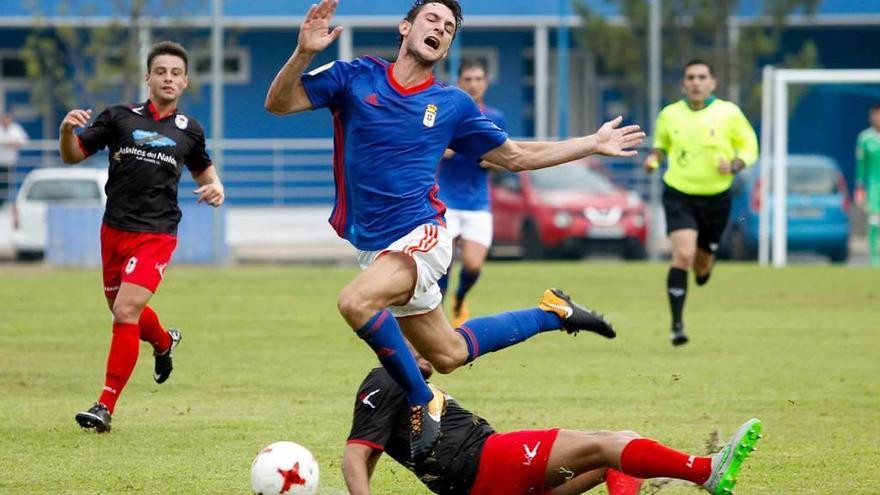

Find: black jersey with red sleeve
[347,368,495,495]
[76,100,212,234]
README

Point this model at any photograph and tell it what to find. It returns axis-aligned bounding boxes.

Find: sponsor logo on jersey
[155,262,168,279]
[175,114,188,130]
[364,93,380,107]
[423,104,438,128]
[131,105,144,115]
[132,129,177,148]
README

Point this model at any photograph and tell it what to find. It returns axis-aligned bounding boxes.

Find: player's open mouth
[424,36,440,50]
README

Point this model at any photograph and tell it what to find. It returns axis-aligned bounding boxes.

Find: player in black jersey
[58,41,224,432]
[343,347,762,495]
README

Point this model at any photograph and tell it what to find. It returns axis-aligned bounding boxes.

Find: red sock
[139,306,171,354]
[619,438,712,485]
[97,322,140,414]
[606,468,644,495]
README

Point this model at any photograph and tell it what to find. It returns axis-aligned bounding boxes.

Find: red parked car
[490,160,647,259]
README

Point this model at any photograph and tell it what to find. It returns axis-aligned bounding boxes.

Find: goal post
[760,67,880,267]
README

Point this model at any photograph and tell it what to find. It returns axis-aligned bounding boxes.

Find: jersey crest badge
[175,114,189,130]
[423,104,438,128]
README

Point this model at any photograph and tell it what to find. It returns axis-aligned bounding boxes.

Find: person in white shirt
[0,113,29,204]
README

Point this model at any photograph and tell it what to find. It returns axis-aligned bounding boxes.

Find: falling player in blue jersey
[436,59,507,328]
[265,0,645,461]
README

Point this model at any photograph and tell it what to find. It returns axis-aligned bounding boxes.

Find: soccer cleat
[538,288,615,338]
[75,403,112,433]
[451,299,470,328]
[703,418,763,495]
[153,327,182,384]
[695,272,712,286]
[409,384,446,462]
[695,257,717,287]
[671,322,689,346]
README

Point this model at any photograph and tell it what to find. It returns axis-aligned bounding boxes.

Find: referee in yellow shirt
[643,60,758,346]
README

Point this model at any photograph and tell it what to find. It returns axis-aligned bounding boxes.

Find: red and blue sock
[454,308,562,363]
[356,310,433,406]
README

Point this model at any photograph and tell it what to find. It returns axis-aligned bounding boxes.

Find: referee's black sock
[667,267,688,329]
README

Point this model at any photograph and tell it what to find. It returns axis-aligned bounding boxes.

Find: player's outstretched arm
[264,0,343,115]
[58,109,92,164]
[342,443,380,495]
[481,116,645,172]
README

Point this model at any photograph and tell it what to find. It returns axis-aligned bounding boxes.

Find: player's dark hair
[147,41,189,73]
[458,58,487,78]
[683,59,715,78]
[398,0,463,46]
[871,103,880,112]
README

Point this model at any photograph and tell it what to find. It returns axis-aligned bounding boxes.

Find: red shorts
[470,429,560,495]
[101,223,177,297]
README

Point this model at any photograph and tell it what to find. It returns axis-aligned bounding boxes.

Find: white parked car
[11,167,107,260]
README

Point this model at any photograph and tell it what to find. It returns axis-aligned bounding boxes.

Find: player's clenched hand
[298,0,344,55]
[194,183,225,208]
[717,158,733,175]
[642,151,661,174]
[60,109,92,133]
[593,116,646,158]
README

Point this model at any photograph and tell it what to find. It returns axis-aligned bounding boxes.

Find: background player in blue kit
[436,59,507,327]
[265,0,644,460]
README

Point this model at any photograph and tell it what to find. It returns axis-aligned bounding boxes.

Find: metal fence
[3,139,651,206]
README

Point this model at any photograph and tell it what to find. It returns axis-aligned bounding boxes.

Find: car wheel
[521,221,548,260]
[827,244,849,264]
[14,250,44,262]
[622,237,647,260]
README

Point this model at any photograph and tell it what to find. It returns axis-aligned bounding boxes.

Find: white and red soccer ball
[251,441,320,495]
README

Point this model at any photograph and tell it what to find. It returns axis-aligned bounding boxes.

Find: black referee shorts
[662,184,732,254]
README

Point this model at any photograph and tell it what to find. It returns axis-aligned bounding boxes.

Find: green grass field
[1,262,878,494]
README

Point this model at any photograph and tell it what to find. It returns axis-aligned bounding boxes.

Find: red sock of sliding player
[619,438,712,485]
[605,468,644,495]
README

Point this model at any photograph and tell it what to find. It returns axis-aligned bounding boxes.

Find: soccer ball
[251,441,320,495]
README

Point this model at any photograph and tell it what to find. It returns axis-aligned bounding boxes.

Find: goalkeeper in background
[855,104,880,268]
[642,60,758,346]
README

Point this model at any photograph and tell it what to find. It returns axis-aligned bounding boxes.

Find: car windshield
[788,165,837,195]
[529,165,616,193]
[26,179,102,201]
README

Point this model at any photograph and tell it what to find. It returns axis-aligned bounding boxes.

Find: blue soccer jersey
[437,104,507,211]
[302,56,508,251]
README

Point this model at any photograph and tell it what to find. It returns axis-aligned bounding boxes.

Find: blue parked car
[721,154,851,262]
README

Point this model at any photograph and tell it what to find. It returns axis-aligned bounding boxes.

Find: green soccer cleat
[703,418,763,495]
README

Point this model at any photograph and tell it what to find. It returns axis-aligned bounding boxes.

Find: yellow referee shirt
[653,98,758,196]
